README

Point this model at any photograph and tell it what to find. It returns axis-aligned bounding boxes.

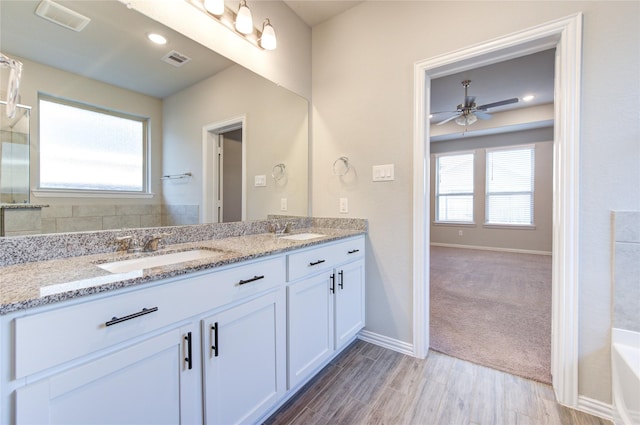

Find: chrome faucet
[143,233,171,252]
[271,222,292,236]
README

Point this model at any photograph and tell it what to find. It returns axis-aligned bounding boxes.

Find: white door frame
[202,116,247,223]
[412,14,582,407]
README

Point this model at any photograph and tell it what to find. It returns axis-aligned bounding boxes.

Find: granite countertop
[0,228,364,315]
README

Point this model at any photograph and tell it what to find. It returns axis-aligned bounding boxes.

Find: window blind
[436,153,474,223]
[485,146,534,225]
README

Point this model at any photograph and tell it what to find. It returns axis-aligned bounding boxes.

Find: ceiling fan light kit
[433,79,519,127]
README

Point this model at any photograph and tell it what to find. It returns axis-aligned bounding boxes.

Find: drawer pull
[105,307,158,327]
[184,332,193,370]
[348,249,360,254]
[238,275,265,285]
[309,259,326,266]
[211,322,219,357]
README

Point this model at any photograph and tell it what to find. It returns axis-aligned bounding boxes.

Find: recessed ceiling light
[147,33,168,45]
[522,95,535,102]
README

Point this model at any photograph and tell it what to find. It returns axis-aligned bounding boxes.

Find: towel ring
[272,163,286,181]
[333,156,350,176]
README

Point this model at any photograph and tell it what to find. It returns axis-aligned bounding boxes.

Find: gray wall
[162,64,309,220]
[311,1,640,405]
[430,129,553,253]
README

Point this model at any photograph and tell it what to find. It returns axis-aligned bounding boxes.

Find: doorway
[427,51,555,384]
[202,117,247,224]
[412,14,582,407]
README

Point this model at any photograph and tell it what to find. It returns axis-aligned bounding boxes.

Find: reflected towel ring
[333,156,350,176]
[272,163,286,181]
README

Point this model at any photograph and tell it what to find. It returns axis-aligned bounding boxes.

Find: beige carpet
[430,246,552,384]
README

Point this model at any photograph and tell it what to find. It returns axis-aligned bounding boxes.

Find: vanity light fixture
[203,0,224,16]
[195,0,277,50]
[234,0,253,34]
[260,19,277,50]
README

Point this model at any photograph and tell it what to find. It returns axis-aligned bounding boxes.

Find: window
[435,152,474,223]
[38,96,148,194]
[485,145,534,225]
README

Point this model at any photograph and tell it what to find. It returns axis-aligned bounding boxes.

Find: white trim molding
[577,396,614,423]
[413,13,582,407]
[430,242,552,256]
[358,330,414,356]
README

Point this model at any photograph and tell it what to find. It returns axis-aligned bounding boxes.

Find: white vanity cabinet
[201,289,286,425]
[15,323,200,425]
[286,236,365,389]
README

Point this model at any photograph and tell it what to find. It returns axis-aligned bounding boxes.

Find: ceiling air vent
[161,51,192,68]
[35,0,91,32]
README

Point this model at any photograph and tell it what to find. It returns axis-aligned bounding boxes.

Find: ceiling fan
[433,80,519,126]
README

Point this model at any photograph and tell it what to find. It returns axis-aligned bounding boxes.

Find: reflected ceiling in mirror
[1,0,236,98]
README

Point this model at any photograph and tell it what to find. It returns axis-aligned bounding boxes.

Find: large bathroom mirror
[0,0,308,236]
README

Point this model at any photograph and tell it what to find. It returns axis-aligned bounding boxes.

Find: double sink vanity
[0,217,367,424]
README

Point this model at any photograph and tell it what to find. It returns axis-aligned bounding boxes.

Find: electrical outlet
[339,198,348,213]
[280,198,287,211]
[458,230,463,236]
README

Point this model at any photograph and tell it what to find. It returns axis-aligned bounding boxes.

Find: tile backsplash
[612,211,640,332]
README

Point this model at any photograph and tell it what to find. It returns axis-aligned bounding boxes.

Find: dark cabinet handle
[184,332,193,370]
[348,249,360,254]
[339,270,344,289]
[309,259,326,266]
[105,307,158,327]
[211,322,219,357]
[330,273,335,294]
[238,275,265,285]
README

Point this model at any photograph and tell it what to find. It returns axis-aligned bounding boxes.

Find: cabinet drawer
[287,236,365,281]
[14,256,285,379]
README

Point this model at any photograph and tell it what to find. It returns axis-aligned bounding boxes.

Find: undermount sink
[279,233,325,241]
[97,249,226,274]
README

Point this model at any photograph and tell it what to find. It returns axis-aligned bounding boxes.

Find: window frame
[434,151,475,224]
[484,144,535,227]
[34,94,153,199]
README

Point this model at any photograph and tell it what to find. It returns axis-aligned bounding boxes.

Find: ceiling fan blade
[430,110,459,115]
[465,96,476,107]
[435,113,462,126]
[474,110,492,120]
[477,97,519,110]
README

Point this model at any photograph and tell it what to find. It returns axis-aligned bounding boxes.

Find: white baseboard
[430,242,552,256]
[577,395,614,422]
[358,330,415,356]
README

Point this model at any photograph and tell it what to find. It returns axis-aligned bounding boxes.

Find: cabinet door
[287,273,334,389]
[335,260,365,349]
[202,289,286,425]
[15,325,199,425]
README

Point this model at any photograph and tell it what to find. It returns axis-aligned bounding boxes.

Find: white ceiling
[283,0,363,27]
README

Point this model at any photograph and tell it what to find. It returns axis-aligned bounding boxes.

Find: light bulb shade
[260,19,277,50]
[235,1,253,34]
[204,0,224,16]
[455,113,478,126]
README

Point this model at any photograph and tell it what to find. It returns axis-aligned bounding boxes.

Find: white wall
[311,1,640,405]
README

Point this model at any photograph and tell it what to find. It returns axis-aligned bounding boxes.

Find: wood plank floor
[264,339,611,425]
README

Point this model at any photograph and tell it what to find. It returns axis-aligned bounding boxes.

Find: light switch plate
[372,164,394,181]
[254,175,266,187]
[280,198,287,211]
[339,198,348,213]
